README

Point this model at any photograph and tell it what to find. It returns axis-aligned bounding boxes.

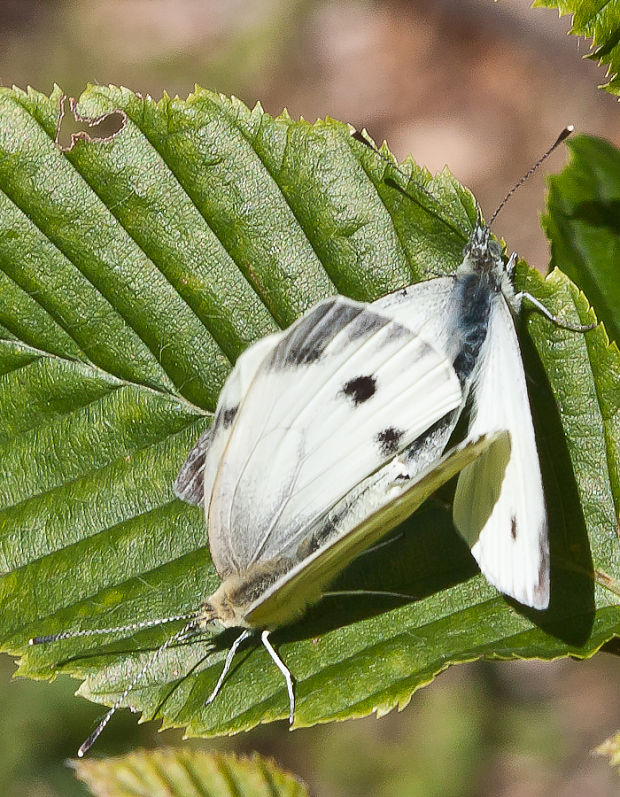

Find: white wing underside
[371,276,457,355]
[244,431,509,627]
[373,277,549,609]
[201,296,462,577]
[453,296,549,609]
[177,274,548,610]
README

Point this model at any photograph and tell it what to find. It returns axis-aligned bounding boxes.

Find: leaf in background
[594,730,620,772]
[543,134,620,347]
[73,748,309,797]
[533,0,620,96]
[0,85,617,743]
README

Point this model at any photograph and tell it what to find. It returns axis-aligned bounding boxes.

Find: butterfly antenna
[77,616,199,757]
[351,129,470,240]
[489,126,574,227]
[28,610,203,646]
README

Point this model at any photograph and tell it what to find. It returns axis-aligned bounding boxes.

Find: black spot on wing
[342,375,376,405]
[174,425,213,505]
[510,515,518,540]
[376,427,404,456]
[222,405,238,428]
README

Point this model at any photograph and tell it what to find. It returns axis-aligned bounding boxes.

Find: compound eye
[488,240,502,259]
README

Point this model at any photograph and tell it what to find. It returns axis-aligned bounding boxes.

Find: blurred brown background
[2,0,619,267]
[1,1,618,795]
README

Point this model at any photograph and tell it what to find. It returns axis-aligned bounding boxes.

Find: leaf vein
[64,155,236,370]
[0,337,208,415]
[114,102,283,330]
[0,409,205,514]
[0,250,87,358]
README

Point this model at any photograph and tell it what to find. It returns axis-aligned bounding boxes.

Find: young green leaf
[0,85,617,742]
[594,730,620,771]
[543,134,620,346]
[533,0,620,96]
[73,749,309,797]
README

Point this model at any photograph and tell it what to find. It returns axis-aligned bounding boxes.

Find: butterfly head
[198,574,261,631]
[460,219,504,279]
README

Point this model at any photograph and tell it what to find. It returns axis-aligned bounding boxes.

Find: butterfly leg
[261,630,295,725]
[356,531,405,556]
[514,290,595,332]
[205,629,251,706]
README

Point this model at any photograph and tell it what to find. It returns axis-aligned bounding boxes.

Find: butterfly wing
[207,295,464,578]
[174,331,281,505]
[377,273,550,608]
[177,278,459,506]
[372,276,456,349]
[245,431,510,628]
[452,296,549,609]
[371,275,470,476]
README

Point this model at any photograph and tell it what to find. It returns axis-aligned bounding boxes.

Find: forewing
[372,276,468,478]
[372,276,456,348]
[174,425,214,505]
[208,296,463,575]
[174,332,281,506]
[452,297,549,609]
[183,278,455,507]
[245,431,510,628]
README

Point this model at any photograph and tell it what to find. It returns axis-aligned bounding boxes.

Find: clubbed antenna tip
[29,635,56,645]
[489,125,574,227]
[554,125,574,146]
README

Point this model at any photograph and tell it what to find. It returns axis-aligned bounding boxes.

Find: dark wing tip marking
[342,375,376,405]
[271,298,397,370]
[376,426,404,457]
[280,299,365,367]
[510,515,518,540]
[222,405,238,428]
[174,425,214,506]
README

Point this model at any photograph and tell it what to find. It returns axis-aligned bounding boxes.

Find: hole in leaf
[56,95,126,150]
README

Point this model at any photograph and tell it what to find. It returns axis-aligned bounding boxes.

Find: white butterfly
[37,289,498,757]
[172,220,543,715]
[169,128,593,726]
[31,127,592,755]
[173,293,505,719]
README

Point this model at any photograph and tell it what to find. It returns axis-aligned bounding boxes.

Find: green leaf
[73,749,309,797]
[0,85,618,743]
[532,0,620,95]
[543,134,620,347]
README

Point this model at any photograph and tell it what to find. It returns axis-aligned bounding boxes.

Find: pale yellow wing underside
[245,430,511,628]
